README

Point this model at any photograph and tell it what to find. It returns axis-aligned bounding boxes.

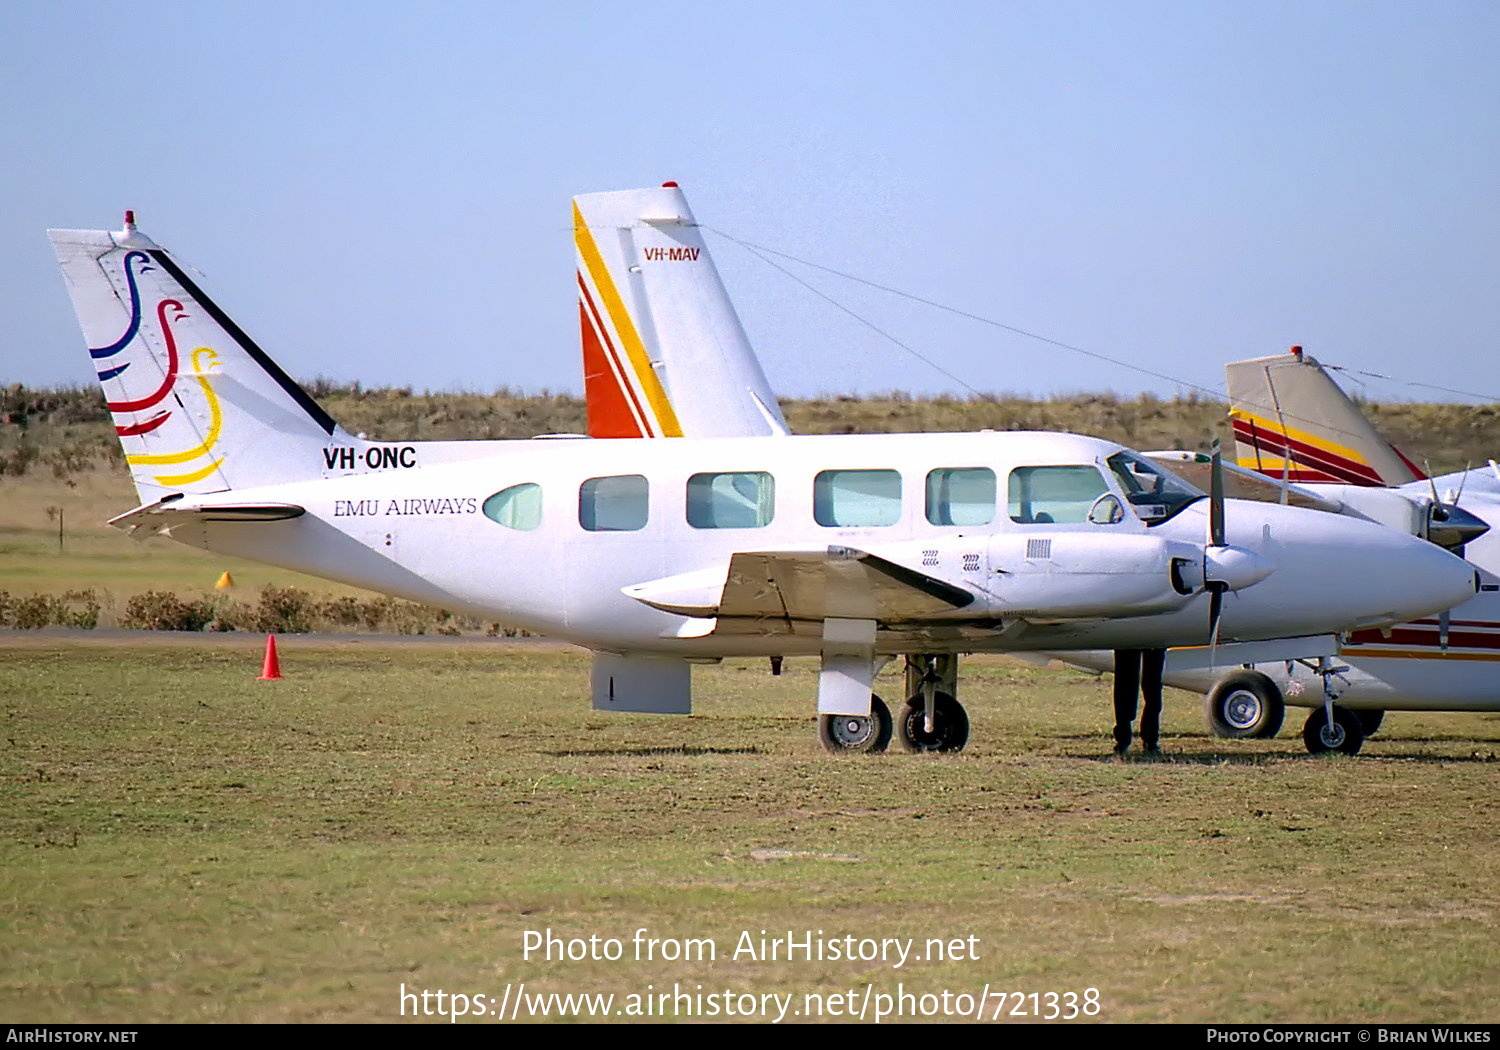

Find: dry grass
[1,639,1496,1023]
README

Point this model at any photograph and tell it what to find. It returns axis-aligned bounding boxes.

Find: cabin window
[687,471,775,529]
[1007,465,1111,524]
[580,474,649,531]
[483,482,542,531]
[814,469,902,527]
[925,467,996,526]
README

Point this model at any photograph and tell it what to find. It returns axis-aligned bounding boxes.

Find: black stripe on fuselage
[149,249,338,436]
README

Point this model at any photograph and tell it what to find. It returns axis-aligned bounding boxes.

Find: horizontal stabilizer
[108,495,305,533]
[624,546,974,624]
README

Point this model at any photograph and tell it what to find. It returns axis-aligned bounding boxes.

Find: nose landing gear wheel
[1302,705,1365,756]
[898,691,970,753]
[819,694,893,754]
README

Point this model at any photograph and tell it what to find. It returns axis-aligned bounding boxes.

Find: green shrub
[0,590,101,629]
[253,586,316,634]
[11,595,58,630]
[318,596,366,628]
[121,591,215,631]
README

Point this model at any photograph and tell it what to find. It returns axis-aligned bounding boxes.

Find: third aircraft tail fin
[1225,347,1425,487]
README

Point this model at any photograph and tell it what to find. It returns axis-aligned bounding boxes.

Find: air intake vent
[1026,538,1053,560]
[922,549,939,566]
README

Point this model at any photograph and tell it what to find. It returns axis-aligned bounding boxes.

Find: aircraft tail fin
[573,184,789,439]
[49,217,351,503]
[1225,347,1425,487]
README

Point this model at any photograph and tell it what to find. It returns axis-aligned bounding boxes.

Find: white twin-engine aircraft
[569,184,1499,755]
[48,207,1478,755]
[1161,348,1500,748]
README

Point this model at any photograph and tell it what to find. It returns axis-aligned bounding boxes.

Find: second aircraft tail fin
[573,183,789,439]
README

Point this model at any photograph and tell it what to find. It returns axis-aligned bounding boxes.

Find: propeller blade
[1207,582,1226,665]
[1454,462,1472,504]
[1209,437,1226,548]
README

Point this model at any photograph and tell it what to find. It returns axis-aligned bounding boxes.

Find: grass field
[0,470,376,615]
[1,637,1495,1023]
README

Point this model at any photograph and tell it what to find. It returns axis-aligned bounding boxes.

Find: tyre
[1354,709,1384,736]
[1204,670,1285,739]
[818,694,893,754]
[1302,705,1364,756]
[897,691,970,753]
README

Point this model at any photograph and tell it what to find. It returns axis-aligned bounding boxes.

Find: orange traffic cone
[257,634,283,680]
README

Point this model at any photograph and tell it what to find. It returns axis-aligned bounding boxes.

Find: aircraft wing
[1145,452,1341,512]
[624,546,975,627]
[107,493,305,534]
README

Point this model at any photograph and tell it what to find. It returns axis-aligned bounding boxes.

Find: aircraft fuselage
[159,429,1478,660]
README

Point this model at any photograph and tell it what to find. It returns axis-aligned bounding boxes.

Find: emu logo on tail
[96,254,227,487]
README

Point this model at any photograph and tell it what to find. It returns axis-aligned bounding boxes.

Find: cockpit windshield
[1106,451,1205,524]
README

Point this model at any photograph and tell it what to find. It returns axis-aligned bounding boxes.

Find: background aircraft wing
[1145,452,1342,512]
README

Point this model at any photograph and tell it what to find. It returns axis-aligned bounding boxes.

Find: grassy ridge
[2,383,1495,623]
[1,640,1496,1022]
[6,382,1499,471]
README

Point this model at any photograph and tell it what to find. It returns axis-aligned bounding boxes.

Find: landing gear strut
[1301,657,1362,755]
[1302,705,1363,755]
[897,654,970,752]
[812,641,969,755]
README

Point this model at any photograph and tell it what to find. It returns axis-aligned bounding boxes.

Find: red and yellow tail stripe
[1230,408,1387,486]
[573,203,683,439]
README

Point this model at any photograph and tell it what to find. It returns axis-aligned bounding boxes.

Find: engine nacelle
[985,532,1203,620]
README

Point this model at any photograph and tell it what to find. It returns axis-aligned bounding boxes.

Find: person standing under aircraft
[1113,648,1166,755]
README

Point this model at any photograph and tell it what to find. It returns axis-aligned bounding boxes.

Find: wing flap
[625,546,974,626]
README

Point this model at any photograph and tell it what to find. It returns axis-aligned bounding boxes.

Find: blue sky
[5,1,1498,403]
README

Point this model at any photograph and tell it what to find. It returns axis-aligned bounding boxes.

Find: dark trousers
[1113,648,1165,750]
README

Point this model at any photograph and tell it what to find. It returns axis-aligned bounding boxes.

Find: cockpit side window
[1007,465,1111,524]
[1105,451,1205,524]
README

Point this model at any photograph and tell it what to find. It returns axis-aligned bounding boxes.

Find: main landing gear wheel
[1205,670,1285,739]
[1355,709,1385,736]
[1302,705,1364,756]
[898,691,970,753]
[818,694,893,755]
